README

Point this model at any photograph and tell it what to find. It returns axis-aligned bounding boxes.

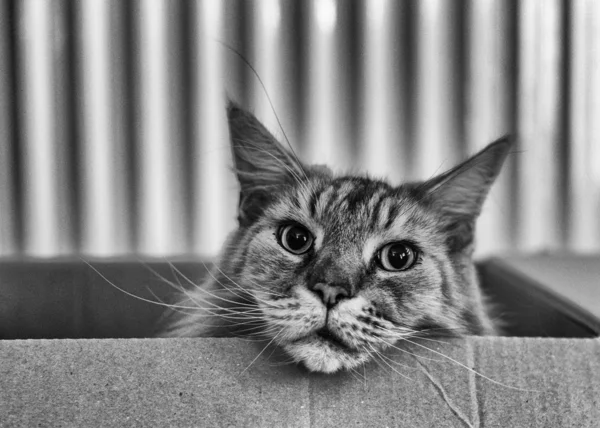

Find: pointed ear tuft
[422,137,513,249]
[226,101,306,224]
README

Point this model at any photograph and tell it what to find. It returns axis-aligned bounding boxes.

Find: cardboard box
[0,256,599,427]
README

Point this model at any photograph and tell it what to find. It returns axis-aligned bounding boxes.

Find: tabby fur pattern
[162,102,511,373]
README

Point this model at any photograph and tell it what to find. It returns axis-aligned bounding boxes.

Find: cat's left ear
[421,137,512,247]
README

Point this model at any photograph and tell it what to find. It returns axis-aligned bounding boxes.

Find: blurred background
[0,0,599,260]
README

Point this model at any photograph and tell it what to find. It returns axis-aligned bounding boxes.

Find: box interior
[1,256,598,340]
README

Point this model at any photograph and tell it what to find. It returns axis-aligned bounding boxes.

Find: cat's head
[223,102,511,373]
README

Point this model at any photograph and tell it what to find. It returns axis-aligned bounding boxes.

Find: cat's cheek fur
[259,287,326,342]
[329,296,401,346]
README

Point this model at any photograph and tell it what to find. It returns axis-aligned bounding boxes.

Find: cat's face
[231,176,464,372]
[219,103,510,373]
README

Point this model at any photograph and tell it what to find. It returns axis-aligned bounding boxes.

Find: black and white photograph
[0,0,599,426]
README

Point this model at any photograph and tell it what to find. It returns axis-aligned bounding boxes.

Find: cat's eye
[378,242,417,272]
[278,224,314,255]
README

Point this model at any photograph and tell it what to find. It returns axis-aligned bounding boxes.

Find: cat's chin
[282,335,371,374]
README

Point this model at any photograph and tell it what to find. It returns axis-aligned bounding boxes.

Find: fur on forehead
[258,176,446,254]
[226,101,511,239]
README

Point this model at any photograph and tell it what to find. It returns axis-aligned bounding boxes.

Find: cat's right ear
[226,101,306,225]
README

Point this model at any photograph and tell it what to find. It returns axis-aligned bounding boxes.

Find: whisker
[135,260,220,310]
[174,309,265,323]
[210,261,285,298]
[378,322,462,346]
[367,344,413,381]
[143,262,262,310]
[347,366,366,383]
[376,346,418,371]
[403,338,538,392]
[157,262,252,305]
[81,259,207,311]
[240,329,284,374]
[188,259,256,301]
[168,262,287,312]
[162,261,232,310]
[380,337,447,363]
[147,289,194,317]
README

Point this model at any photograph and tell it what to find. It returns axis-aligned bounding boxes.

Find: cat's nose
[311,283,349,308]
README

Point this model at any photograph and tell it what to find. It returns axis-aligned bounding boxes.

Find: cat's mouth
[314,327,354,351]
[283,327,369,373]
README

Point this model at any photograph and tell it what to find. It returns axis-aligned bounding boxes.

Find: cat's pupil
[287,226,309,250]
[386,243,413,270]
[279,224,313,254]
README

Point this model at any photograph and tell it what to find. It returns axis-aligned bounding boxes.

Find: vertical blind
[0,0,598,258]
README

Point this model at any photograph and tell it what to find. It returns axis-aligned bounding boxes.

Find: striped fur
[162,103,511,373]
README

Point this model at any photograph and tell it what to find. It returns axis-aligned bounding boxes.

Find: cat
[161,101,511,374]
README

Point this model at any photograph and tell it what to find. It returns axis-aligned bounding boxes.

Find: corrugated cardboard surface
[1,337,599,427]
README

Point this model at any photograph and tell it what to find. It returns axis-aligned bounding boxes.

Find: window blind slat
[0,0,18,255]
[568,0,600,251]
[134,0,187,255]
[357,0,408,184]
[76,0,132,256]
[517,0,564,251]
[16,0,74,256]
[191,0,235,257]
[466,0,513,256]
[304,0,352,172]
[414,0,461,179]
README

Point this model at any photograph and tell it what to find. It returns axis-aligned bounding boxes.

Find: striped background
[0,0,598,258]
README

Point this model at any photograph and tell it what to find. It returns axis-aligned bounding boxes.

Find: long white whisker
[188,259,254,301]
[210,261,285,298]
[240,329,284,374]
[147,289,196,316]
[367,344,413,381]
[81,259,207,311]
[135,260,222,311]
[403,338,538,392]
[380,337,446,363]
[375,346,418,371]
[143,262,261,309]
